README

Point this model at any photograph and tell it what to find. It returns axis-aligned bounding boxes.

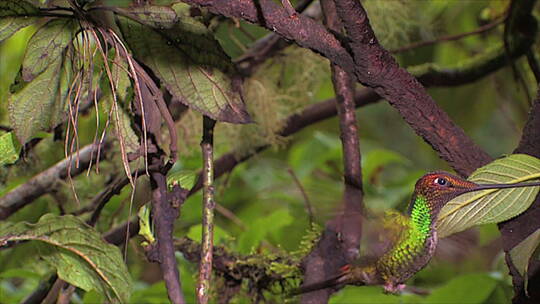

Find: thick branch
[182,0,356,74]
[180,0,537,177]
[500,88,540,303]
[300,1,363,303]
[0,141,107,220]
[235,0,317,77]
[332,0,492,176]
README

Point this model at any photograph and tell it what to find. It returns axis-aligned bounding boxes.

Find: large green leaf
[111,4,178,29]
[437,154,540,238]
[509,228,540,291]
[22,18,75,81]
[116,9,251,123]
[0,0,39,43]
[8,55,72,144]
[0,214,132,303]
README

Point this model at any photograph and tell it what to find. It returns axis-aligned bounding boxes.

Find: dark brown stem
[331,64,364,255]
[150,164,187,304]
[198,116,217,304]
[299,2,364,303]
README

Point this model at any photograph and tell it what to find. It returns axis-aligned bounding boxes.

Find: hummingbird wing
[357,210,412,263]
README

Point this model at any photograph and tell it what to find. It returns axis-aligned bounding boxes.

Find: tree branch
[332,0,492,176]
[300,1,363,303]
[197,117,217,304]
[149,162,188,304]
[174,237,298,300]
[0,141,108,220]
[182,0,356,74]
[500,88,540,303]
[235,0,317,77]
[181,0,536,177]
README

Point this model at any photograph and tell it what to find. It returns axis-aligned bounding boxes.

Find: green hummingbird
[294,171,540,295]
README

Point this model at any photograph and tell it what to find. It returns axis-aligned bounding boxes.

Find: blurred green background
[1,0,538,303]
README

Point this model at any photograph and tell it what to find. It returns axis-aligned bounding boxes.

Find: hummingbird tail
[289,266,358,296]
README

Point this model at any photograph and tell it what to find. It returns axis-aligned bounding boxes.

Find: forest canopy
[1,0,540,303]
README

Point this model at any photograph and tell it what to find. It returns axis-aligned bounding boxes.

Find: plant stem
[197,116,217,304]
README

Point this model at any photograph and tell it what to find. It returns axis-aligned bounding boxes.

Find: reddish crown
[412,172,478,215]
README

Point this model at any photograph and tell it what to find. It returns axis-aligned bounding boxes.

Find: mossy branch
[198,116,217,304]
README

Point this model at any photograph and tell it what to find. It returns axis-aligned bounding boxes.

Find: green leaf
[116,14,251,123]
[0,268,42,280]
[0,214,132,303]
[22,18,74,81]
[102,93,140,154]
[237,209,293,253]
[422,273,497,304]
[0,132,21,165]
[8,56,71,144]
[437,154,540,238]
[509,228,540,291]
[138,204,155,244]
[167,169,198,190]
[112,5,178,29]
[0,0,39,43]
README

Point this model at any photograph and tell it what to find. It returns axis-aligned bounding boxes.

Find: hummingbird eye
[434,177,448,186]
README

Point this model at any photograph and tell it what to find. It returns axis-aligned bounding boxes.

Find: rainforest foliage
[1,0,540,303]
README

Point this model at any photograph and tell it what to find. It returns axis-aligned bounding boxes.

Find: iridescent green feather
[376,195,432,279]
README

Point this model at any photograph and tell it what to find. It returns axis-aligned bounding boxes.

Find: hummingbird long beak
[463,181,540,193]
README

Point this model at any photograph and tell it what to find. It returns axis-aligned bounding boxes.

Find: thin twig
[287,167,314,224]
[216,203,246,229]
[87,168,147,227]
[198,116,217,304]
[390,15,506,53]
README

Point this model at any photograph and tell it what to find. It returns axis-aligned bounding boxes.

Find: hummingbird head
[411,172,479,218]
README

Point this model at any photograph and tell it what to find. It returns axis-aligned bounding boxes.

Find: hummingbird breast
[375,228,438,286]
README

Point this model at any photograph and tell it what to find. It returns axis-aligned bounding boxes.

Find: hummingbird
[294,171,540,295]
